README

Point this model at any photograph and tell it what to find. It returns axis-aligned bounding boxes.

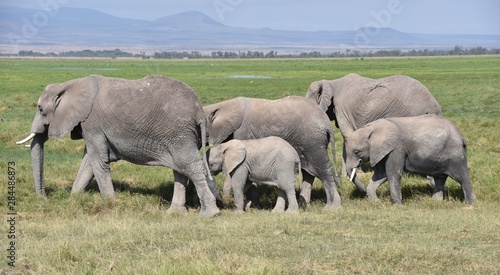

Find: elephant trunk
[30,133,48,196]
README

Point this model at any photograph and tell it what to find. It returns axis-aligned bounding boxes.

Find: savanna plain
[1,56,499,274]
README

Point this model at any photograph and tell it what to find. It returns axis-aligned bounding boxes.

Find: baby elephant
[207,136,300,213]
[345,114,476,205]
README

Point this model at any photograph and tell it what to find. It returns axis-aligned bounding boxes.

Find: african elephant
[344,115,476,205]
[305,73,442,192]
[17,75,220,217]
[207,137,300,213]
[204,96,341,209]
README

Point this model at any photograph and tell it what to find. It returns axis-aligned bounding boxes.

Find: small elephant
[17,75,220,217]
[207,137,300,213]
[306,73,442,191]
[345,115,476,205]
[204,96,341,209]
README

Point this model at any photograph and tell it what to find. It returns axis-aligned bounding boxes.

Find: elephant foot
[367,194,380,201]
[391,202,404,207]
[271,208,285,213]
[167,204,188,215]
[298,195,310,208]
[432,191,444,201]
[323,203,341,211]
[463,204,474,210]
[199,207,221,218]
[100,192,116,199]
[244,199,253,209]
[285,208,299,214]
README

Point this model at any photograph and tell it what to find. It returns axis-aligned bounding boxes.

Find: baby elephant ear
[223,140,246,174]
[369,120,400,167]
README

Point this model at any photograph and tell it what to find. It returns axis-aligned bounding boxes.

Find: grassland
[1,56,499,274]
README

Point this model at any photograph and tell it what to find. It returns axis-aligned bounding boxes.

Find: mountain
[1,6,499,53]
[151,11,224,28]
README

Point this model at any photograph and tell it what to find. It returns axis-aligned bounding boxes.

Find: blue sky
[2,0,499,35]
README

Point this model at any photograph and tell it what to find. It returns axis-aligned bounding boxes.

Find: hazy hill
[1,6,499,53]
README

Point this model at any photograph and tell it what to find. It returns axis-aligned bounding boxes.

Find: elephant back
[236,96,333,176]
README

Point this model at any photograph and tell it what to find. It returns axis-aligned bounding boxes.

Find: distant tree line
[11,45,500,59]
[17,49,142,58]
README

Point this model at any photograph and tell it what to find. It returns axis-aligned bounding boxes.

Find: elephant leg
[172,148,220,217]
[322,178,342,210]
[189,171,220,217]
[90,162,114,197]
[366,177,387,201]
[384,152,405,205]
[431,175,447,201]
[448,163,476,205]
[272,188,286,213]
[459,178,476,205]
[387,178,402,205]
[299,171,315,206]
[244,182,260,208]
[365,164,387,200]
[232,180,245,213]
[285,188,299,213]
[229,168,248,213]
[168,171,188,214]
[84,140,115,197]
[71,151,94,193]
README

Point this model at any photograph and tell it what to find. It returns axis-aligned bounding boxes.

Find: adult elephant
[17,75,220,217]
[305,73,442,192]
[204,96,341,209]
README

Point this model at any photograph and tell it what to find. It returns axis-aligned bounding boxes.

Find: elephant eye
[353,150,359,156]
[38,105,43,113]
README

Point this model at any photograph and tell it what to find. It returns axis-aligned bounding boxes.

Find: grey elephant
[204,96,341,209]
[207,137,300,213]
[305,73,442,192]
[17,75,220,217]
[344,115,476,205]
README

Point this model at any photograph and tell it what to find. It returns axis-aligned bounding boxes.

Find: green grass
[1,56,499,274]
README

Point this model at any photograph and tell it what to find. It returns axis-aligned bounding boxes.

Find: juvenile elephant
[17,75,220,217]
[344,115,476,205]
[305,73,442,192]
[204,96,341,209]
[207,137,300,213]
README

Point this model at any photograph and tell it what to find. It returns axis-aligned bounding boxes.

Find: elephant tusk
[16,133,36,145]
[350,168,357,182]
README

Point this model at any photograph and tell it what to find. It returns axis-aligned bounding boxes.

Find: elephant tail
[199,119,213,181]
[328,126,341,187]
[296,157,302,191]
[200,117,223,204]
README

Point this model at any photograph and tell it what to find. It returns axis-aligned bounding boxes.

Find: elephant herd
[17,73,476,217]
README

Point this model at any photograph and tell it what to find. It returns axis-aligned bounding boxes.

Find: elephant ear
[223,140,246,174]
[204,98,245,145]
[306,80,333,113]
[368,120,400,167]
[48,76,99,139]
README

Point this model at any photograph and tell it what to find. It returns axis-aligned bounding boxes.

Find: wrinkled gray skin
[204,96,341,209]
[305,73,442,193]
[207,137,300,213]
[18,75,220,217]
[345,115,476,205]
